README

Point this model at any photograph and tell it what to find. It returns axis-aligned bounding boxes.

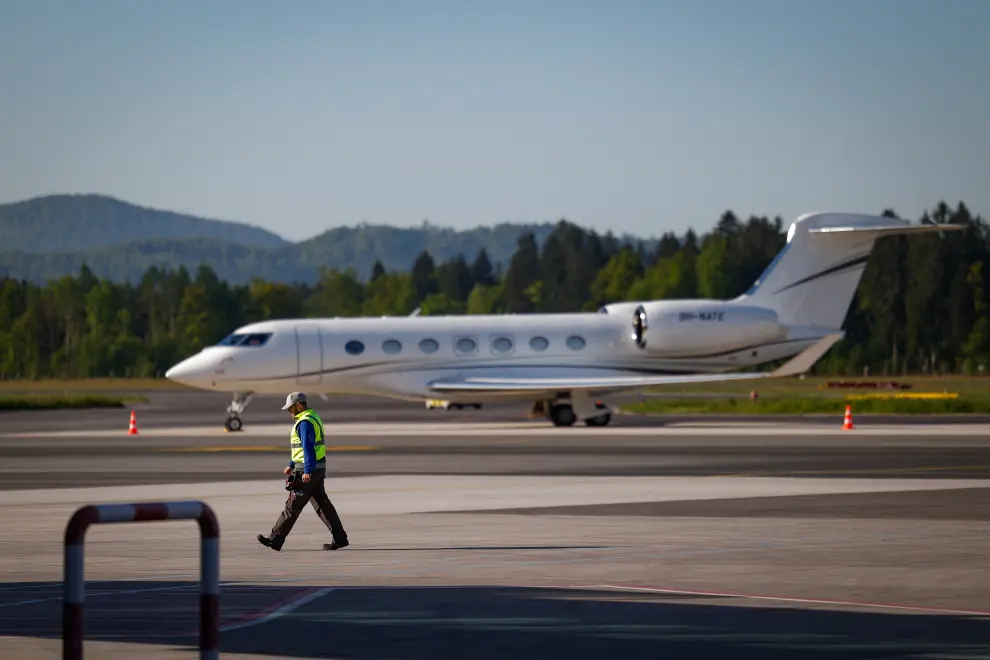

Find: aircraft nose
[164,353,217,387]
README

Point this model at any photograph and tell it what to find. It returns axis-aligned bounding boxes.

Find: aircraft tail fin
[733,213,962,330]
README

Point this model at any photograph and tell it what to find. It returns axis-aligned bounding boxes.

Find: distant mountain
[0,194,657,284]
[0,194,288,253]
[0,225,565,285]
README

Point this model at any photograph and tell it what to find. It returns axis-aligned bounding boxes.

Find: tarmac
[0,390,988,658]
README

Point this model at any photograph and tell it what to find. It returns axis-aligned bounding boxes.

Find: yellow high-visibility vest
[289,409,326,468]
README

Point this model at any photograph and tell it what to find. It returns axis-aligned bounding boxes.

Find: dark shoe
[257,534,283,551]
[323,538,349,551]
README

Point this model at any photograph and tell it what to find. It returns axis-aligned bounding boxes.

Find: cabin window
[419,338,439,354]
[382,339,402,354]
[345,340,365,355]
[529,336,549,351]
[566,335,586,350]
[455,337,477,355]
[491,336,513,354]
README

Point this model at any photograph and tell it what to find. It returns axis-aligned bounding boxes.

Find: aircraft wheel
[549,404,576,427]
[225,415,243,432]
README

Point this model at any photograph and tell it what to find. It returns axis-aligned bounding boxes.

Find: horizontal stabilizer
[428,333,844,394]
[767,332,844,376]
[809,222,965,236]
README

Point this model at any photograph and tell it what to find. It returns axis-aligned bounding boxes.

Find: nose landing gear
[225,392,253,432]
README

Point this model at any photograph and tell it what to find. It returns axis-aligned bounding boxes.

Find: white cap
[281,392,307,410]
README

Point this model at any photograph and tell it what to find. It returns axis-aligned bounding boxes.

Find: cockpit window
[217,333,272,347]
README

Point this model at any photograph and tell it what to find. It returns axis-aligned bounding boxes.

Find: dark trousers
[270,470,347,544]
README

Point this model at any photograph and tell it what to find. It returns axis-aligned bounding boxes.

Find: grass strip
[0,395,148,411]
[0,378,181,392]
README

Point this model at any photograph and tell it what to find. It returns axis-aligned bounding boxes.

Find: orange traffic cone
[842,405,854,430]
[128,410,139,435]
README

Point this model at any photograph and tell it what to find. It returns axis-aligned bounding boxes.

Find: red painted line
[218,587,320,629]
[574,584,990,617]
[219,587,333,632]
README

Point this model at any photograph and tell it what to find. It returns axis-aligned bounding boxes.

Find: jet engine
[625,301,786,357]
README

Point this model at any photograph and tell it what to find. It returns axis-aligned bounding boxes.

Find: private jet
[165,212,961,429]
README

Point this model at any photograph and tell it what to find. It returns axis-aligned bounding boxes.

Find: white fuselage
[164,298,824,402]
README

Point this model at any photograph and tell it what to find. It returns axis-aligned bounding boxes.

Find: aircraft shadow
[2,581,989,659]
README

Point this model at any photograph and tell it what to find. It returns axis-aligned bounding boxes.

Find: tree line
[1,200,986,379]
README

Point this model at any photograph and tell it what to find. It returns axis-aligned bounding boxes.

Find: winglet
[770,332,844,378]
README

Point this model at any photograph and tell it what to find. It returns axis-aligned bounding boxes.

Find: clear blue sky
[1,0,987,242]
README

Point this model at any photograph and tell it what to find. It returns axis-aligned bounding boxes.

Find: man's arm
[299,420,316,475]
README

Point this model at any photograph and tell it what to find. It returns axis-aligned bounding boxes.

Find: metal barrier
[62,501,220,660]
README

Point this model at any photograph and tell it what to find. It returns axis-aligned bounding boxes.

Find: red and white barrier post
[63,501,220,660]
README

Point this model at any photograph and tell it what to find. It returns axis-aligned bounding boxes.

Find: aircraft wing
[428,332,843,395]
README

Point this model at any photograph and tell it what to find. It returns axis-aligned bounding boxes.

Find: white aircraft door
[294,323,323,385]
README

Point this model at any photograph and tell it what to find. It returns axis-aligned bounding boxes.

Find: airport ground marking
[576,584,990,618]
[219,586,334,632]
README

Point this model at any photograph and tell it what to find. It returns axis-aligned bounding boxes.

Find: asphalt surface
[1,389,988,658]
[7,388,990,429]
[3,391,990,490]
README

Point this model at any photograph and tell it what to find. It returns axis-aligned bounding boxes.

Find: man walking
[257,392,349,551]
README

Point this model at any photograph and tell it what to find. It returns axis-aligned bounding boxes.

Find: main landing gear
[533,396,613,427]
[225,392,253,432]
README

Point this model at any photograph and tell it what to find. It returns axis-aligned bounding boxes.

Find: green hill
[0,194,288,253]
[0,194,656,284]
[0,238,294,284]
[290,222,564,277]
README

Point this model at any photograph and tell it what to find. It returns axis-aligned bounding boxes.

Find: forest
[0,200,986,380]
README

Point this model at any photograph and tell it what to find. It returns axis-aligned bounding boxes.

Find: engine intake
[632,305,647,348]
